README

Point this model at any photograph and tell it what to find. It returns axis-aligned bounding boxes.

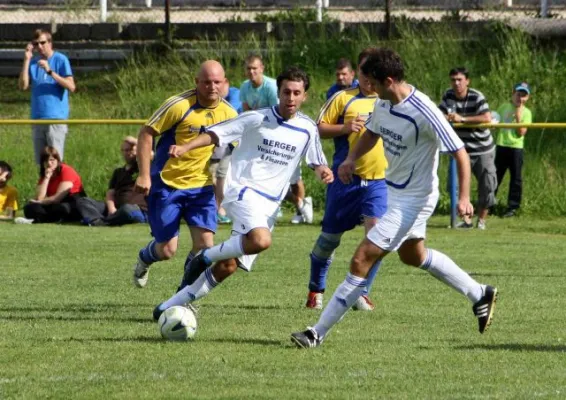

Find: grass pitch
[1,216,565,399]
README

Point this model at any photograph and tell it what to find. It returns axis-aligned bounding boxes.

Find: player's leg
[475,152,497,229]
[177,187,217,291]
[215,154,231,223]
[506,148,523,215]
[353,179,388,311]
[292,238,387,348]
[306,231,343,309]
[46,124,68,161]
[133,184,183,288]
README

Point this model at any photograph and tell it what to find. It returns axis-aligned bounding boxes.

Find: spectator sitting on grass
[75,136,148,227]
[0,161,18,221]
[22,146,85,224]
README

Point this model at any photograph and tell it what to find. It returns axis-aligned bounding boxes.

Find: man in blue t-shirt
[326,58,359,100]
[18,29,76,164]
[239,54,278,111]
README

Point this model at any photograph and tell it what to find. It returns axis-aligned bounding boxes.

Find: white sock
[313,273,367,338]
[421,248,484,303]
[160,267,218,309]
[206,234,244,262]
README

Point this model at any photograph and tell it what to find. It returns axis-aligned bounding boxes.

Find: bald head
[195,60,226,106]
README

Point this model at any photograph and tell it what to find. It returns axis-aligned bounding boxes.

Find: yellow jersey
[0,185,18,212]
[317,87,387,180]
[147,89,238,189]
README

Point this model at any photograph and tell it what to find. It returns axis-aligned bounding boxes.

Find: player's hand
[38,59,50,72]
[24,43,34,61]
[338,159,356,184]
[457,198,474,219]
[168,145,188,158]
[315,166,334,184]
[341,116,366,134]
[134,175,151,196]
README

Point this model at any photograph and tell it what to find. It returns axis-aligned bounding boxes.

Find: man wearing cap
[494,82,532,218]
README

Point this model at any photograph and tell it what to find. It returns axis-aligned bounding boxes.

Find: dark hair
[39,146,62,178]
[449,67,469,79]
[358,47,380,68]
[360,48,404,84]
[335,58,353,71]
[245,54,263,65]
[0,160,13,179]
[276,66,310,92]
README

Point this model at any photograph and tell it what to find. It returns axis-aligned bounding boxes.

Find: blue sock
[139,240,160,265]
[177,252,196,292]
[362,260,382,296]
[308,253,333,293]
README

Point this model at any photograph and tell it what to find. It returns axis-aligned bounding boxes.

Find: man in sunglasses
[18,29,76,165]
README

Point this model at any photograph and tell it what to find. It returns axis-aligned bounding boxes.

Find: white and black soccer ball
[158,306,197,341]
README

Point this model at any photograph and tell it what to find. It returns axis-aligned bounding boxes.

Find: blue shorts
[147,176,217,243]
[322,176,387,234]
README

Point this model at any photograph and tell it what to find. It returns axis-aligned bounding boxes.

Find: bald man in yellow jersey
[305,48,388,311]
[132,60,238,288]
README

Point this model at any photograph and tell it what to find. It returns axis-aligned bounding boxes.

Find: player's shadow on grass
[469,272,566,278]
[203,337,286,347]
[203,303,288,311]
[42,336,165,344]
[456,343,566,352]
[0,303,155,313]
[0,314,152,323]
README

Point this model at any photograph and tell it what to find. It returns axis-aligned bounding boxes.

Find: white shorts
[366,193,438,252]
[222,189,278,271]
[290,162,302,185]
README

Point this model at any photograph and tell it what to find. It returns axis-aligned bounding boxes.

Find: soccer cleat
[132,257,150,288]
[352,294,375,311]
[477,219,486,230]
[153,303,165,321]
[503,209,517,218]
[472,285,498,334]
[217,213,232,224]
[276,208,283,219]
[456,220,474,229]
[300,196,314,224]
[291,327,323,349]
[305,292,323,309]
[290,213,304,224]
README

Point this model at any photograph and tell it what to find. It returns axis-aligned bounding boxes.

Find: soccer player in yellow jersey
[132,60,238,288]
[305,48,388,311]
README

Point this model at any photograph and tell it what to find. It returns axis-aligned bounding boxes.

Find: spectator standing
[326,58,359,100]
[495,82,532,217]
[0,161,18,221]
[23,146,84,224]
[18,29,75,165]
[75,136,148,226]
[440,67,496,230]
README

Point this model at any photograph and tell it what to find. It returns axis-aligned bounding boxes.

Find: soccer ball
[157,306,197,341]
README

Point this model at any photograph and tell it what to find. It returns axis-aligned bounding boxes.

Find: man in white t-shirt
[153,67,333,321]
[291,48,498,349]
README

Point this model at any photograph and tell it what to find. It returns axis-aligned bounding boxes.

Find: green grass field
[1,216,565,399]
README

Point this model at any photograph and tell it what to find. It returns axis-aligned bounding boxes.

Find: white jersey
[366,86,464,198]
[208,106,327,203]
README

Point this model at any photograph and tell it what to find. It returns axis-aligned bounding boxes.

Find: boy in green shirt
[495,82,532,217]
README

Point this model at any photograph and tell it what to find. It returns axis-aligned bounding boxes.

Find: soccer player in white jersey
[152,67,333,321]
[291,48,498,349]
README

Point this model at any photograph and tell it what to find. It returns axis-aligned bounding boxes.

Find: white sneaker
[132,257,150,288]
[276,208,283,219]
[477,219,486,230]
[290,214,304,224]
[299,196,313,224]
[352,295,375,311]
[14,217,34,224]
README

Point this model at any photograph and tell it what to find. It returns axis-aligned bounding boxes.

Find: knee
[312,232,342,259]
[398,249,424,267]
[214,259,238,282]
[159,242,177,260]
[250,234,271,252]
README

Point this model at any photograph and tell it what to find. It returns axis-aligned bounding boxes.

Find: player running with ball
[153,67,333,320]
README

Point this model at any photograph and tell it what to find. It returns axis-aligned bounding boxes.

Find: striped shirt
[439,88,494,155]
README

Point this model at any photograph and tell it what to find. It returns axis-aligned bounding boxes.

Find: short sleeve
[58,54,73,77]
[475,93,490,114]
[267,82,279,106]
[6,187,18,211]
[438,92,449,113]
[365,101,382,135]
[317,92,345,125]
[208,112,262,147]
[60,164,79,183]
[522,108,533,124]
[239,82,248,104]
[422,103,464,153]
[146,96,185,135]
[304,128,328,167]
[108,168,119,190]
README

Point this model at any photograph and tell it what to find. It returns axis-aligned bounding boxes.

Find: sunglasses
[32,40,48,46]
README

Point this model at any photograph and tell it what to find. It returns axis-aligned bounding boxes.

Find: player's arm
[318,117,366,139]
[338,130,379,184]
[304,132,334,184]
[169,132,219,158]
[134,125,158,196]
[34,181,72,205]
[105,189,117,215]
[452,147,474,217]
